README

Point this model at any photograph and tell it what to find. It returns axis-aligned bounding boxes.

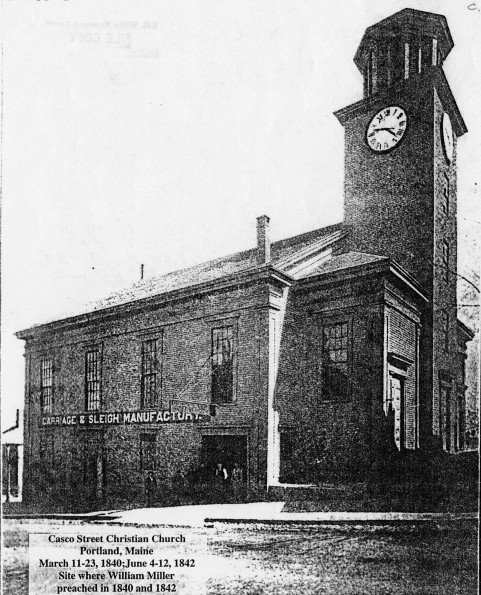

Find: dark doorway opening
[201,435,247,483]
[81,433,105,506]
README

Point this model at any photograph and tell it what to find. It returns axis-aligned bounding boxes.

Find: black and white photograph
[1,1,479,593]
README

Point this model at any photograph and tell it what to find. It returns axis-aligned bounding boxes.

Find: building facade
[17,9,474,509]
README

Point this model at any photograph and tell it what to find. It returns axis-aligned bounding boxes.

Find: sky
[2,0,480,428]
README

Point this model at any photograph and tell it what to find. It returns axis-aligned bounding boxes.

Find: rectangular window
[85,349,101,411]
[432,38,438,66]
[322,321,350,401]
[40,358,53,414]
[386,45,392,87]
[365,51,377,96]
[141,339,158,408]
[211,326,234,404]
[140,433,156,470]
[7,445,19,495]
[442,312,450,352]
[365,52,372,96]
[39,432,55,467]
[371,51,377,93]
[404,43,410,79]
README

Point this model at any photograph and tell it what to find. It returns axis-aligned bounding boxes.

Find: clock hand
[374,127,396,134]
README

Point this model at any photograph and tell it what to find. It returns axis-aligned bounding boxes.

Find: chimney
[256,215,271,264]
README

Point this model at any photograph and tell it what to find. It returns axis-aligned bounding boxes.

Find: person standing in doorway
[214,462,228,502]
[145,471,157,507]
[214,462,228,482]
[231,462,244,502]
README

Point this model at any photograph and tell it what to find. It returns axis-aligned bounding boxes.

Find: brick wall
[273,271,422,483]
[22,277,273,506]
[274,274,387,481]
[342,75,436,296]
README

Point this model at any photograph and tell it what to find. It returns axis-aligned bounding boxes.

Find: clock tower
[334,9,467,450]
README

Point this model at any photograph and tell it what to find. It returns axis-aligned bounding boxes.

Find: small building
[16,9,475,509]
[2,409,24,503]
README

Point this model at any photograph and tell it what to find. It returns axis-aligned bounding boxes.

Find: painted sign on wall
[40,409,209,428]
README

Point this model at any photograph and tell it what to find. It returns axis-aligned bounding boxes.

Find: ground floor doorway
[201,434,248,481]
[81,433,105,504]
[387,374,404,450]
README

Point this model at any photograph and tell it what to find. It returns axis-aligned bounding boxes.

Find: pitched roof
[90,222,345,313]
[18,222,346,334]
[302,251,387,278]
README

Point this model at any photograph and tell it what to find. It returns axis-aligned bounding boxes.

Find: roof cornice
[16,265,293,340]
[297,256,428,303]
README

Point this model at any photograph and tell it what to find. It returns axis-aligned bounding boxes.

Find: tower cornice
[334,68,467,137]
[354,8,453,72]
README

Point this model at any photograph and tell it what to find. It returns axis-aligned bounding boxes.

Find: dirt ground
[2,518,478,595]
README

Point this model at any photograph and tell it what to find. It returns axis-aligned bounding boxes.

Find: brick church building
[17,9,474,508]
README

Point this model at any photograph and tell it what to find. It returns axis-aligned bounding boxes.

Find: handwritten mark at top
[468,2,481,11]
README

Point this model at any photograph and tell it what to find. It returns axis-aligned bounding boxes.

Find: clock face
[366,106,407,153]
[442,112,454,163]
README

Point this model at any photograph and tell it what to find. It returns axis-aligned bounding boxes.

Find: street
[2,516,478,595]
